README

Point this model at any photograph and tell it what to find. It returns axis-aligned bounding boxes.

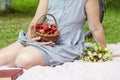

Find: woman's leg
[15,46,46,69]
[0,41,25,66]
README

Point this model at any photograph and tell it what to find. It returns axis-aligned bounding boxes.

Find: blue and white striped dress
[18,0,87,66]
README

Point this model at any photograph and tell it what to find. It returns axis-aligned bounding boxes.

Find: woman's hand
[27,22,35,41]
[27,0,48,41]
[27,24,35,41]
[30,37,55,46]
[41,41,55,46]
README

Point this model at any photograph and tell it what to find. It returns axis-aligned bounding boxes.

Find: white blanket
[0,43,120,80]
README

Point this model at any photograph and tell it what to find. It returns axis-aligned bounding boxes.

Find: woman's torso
[47,0,87,51]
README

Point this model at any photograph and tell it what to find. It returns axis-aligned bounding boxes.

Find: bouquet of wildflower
[79,43,112,62]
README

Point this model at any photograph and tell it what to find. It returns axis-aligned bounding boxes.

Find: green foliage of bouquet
[79,43,112,62]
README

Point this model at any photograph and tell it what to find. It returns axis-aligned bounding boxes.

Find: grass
[103,8,120,43]
[0,0,39,48]
[0,0,120,48]
[0,14,31,46]
[103,0,120,43]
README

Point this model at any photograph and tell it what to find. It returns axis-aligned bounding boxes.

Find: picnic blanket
[0,43,120,80]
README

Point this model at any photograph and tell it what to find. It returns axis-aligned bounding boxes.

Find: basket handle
[36,13,58,28]
[32,14,58,37]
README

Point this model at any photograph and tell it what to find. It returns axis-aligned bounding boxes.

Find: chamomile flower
[79,43,112,62]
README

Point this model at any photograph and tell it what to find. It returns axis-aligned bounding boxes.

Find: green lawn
[103,8,120,43]
[0,0,120,48]
[103,0,120,43]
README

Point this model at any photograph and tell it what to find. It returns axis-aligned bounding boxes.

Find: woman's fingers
[41,41,55,46]
[30,37,55,46]
[30,37,41,42]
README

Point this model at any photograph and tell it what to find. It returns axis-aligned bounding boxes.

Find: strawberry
[51,24,56,27]
[36,23,58,36]
[36,23,43,30]
[54,30,59,34]
[49,30,54,35]
[39,29,45,34]
[36,24,40,29]
[47,23,51,31]
[39,24,44,29]
[43,24,48,31]
[36,28,40,32]
[51,26,57,32]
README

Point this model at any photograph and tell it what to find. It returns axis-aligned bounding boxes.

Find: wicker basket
[33,14,60,42]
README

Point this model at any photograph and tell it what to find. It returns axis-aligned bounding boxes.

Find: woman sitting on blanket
[0,0,107,69]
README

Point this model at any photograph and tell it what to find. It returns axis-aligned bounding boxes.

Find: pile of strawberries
[35,23,59,35]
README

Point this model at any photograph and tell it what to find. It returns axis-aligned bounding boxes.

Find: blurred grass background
[0,0,120,48]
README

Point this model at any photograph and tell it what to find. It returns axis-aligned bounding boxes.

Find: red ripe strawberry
[36,24,40,29]
[47,23,51,31]
[39,29,45,34]
[48,27,52,31]
[49,30,54,35]
[36,28,40,32]
[51,26,57,32]
[36,23,43,30]
[35,27,40,32]
[43,24,48,31]
[54,30,59,34]
[39,24,44,29]
[51,24,56,27]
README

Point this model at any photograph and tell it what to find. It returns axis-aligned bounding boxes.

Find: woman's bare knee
[15,46,46,69]
[15,52,35,69]
[0,41,25,66]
